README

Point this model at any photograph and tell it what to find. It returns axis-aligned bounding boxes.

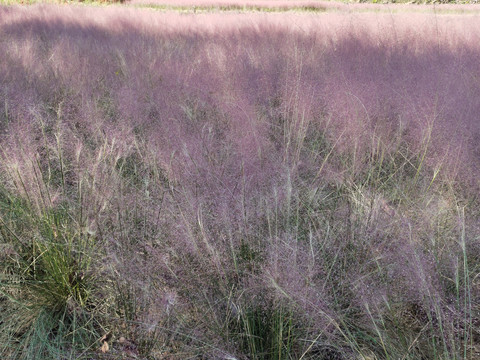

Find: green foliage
[230,301,296,360]
[0,187,110,359]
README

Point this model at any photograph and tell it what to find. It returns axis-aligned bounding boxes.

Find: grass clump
[0,187,110,359]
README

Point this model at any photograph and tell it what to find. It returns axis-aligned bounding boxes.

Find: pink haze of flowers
[2,6,480,181]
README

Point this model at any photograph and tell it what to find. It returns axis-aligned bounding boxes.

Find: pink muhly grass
[1,4,480,358]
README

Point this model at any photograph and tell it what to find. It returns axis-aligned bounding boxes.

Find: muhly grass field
[1,3,480,359]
